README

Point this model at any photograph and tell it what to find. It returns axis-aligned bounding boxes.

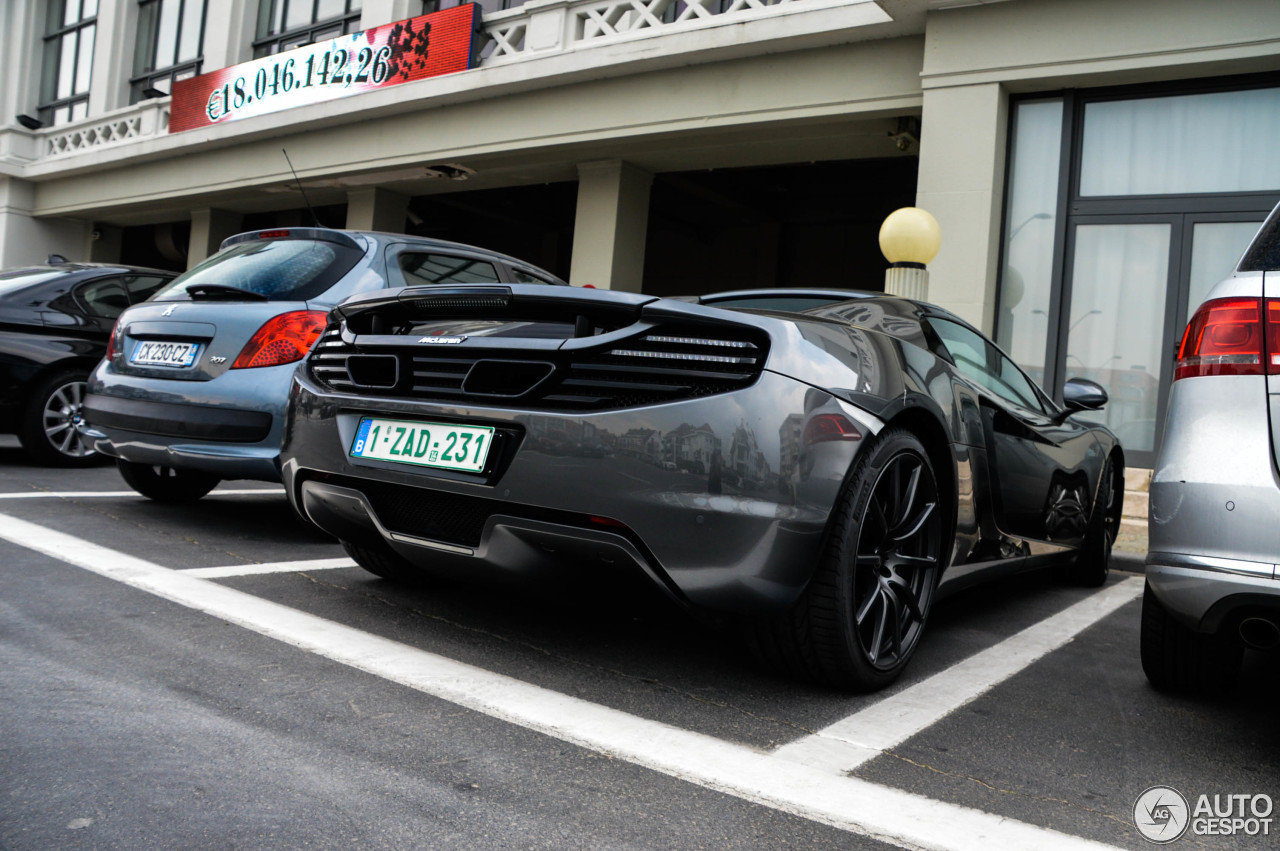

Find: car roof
[2,262,175,277]
[220,228,568,285]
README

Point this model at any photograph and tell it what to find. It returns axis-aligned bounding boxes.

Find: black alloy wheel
[851,447,943,673]
[19,371,100,467]
[1056,456,1118,587]
[746,427,946,691]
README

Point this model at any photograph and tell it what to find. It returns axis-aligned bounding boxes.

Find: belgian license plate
[350,417,493,473]
[130,340,201,368]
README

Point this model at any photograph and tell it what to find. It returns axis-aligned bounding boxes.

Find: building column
[0,177,91,266]
[87,0,138,115]
[913,83,1009,332]
[188,208,244,269]
[346,188,410,233]
[569,160,652,292]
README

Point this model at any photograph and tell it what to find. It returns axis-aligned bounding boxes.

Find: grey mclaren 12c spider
[281,285,1124,692]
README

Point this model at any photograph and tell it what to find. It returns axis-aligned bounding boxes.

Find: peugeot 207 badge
[417,336,467,344]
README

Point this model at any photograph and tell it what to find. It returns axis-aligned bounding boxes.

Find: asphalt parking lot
[2,437,1278,850]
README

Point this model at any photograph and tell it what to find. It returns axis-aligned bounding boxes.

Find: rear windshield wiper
[186,283,269,301]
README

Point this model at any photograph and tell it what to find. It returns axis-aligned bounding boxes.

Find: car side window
[123,275,171,303]
[509,268,556,286]
[994,350,1047,413]
[75,277,131,318]
[399,253,501,285]
[930,318,1043,413]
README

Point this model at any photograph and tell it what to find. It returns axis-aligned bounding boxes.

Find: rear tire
[1140,581,1240,692]
[18,370,99,467]
[116,459,220,503]
[1057,456,1117,587]
[745,428,945,691]
[341,538,422,584]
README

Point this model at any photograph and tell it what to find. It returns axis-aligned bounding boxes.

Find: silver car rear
[1143,205,1280,690]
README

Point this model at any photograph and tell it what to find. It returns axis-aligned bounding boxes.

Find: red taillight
[232,310,327,369]
[803,413,862,445]
[106,319,123,360]
[259,229,290,239]
[1174,297,1280,381]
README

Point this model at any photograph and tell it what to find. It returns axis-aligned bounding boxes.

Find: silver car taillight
[1174,297,1280,381]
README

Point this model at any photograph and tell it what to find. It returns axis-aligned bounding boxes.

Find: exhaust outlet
[1238,616,1280,650]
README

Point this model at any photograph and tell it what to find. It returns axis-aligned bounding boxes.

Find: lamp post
[880,207,941,301]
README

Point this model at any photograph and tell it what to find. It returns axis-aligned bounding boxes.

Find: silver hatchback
[85,228,565,502]
[1143,202,1280,689]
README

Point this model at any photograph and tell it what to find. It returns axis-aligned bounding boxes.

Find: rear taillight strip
[1174,297,1280,381]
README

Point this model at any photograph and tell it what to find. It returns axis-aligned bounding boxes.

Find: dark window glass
[509,268,558,286]
[123,274,172,302]
[399,253,500,285]
[153,239,362,301]
[254,0,363,57]
[76,278,131,318]
[131,0,207,103]
[931,318,1044,412]
[39,1,97,126]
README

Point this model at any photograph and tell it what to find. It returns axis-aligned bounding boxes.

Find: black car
[0,262,174,465]
[280,285,1123,692]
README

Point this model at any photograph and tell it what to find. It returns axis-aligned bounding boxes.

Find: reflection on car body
[282,284,1123,692]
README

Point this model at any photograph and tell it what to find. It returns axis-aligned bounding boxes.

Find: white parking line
[772,578,1144,774]
[183,557,357,578]
[0,513,1124,851]
[0,489,284,500]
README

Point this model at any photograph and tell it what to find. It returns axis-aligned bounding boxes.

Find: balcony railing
[483,0,807,59]
[36,100,171,161]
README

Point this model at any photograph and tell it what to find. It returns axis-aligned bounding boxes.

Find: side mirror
[1063,377,1108,412]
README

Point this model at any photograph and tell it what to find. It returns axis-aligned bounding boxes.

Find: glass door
[1060,220,1174,465]
[1058,214,1265,467]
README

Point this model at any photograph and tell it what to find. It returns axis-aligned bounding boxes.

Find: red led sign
[169,5,482,134]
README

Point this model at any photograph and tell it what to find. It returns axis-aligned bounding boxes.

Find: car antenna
[282,148,323,228]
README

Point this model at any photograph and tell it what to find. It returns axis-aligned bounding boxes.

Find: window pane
[78,279,130,318]
[1065,224,1170,453]
[1081,88,1280,196]
[64,0,81,26]
[1187,220,1265,312]
[57,32,77,98]
[156,0,180,68]
[317,0,346,19]
[996,99,1063,385]
[285,0,311,30]
[400,254,500,285]
[76,24,95,94]
[133,0,159,75]
[177,0,205,61]
[930,320,989,380]
[83,0,98,19]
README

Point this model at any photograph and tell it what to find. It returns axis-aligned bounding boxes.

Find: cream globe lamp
[879,207,941,301]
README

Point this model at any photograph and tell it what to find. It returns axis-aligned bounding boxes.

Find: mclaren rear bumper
[282,369,879,612]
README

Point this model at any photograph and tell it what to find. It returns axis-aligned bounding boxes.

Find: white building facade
[2,0,1279,465]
